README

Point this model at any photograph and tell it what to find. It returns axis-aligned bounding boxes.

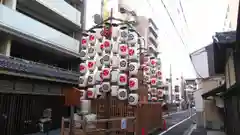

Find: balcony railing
[0,4,80,56]
[18,0,81,30]
[0,54,79,84]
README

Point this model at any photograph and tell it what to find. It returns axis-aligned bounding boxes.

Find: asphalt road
[155,109,196,135]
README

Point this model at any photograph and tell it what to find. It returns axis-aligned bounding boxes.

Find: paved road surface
[156,109,196,135]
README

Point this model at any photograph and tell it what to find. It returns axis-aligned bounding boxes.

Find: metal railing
[0,54,80,82]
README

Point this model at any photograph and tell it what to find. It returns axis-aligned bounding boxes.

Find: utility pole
[169,64,173,104]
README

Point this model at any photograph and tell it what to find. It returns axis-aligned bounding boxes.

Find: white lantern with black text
[112,42,119,54]
[119,59,128,71]
[95,85,102,98]
[144,75,150,84]
[95,70,102,81]
[94,27,103,40]
[102,53,111,65]
[128,93,139,105]
[87,73,96,85]
[80,50,88,60]
[87,88,96,99]
[96,57,103,69]
[157,89,163,97]
[87,60,96,72]
[111,85,119,97]
[111,55,120,68]
[118,73,127,86]
[119,44,128,57]
[79,63,87,74]
[111,70,120,82]
[101,82,111,92]
[79,75,88,87]
[87,46,96,58]
[156,70,162,78]
[80,90,86,100]
[151,88,157,96]
[102,68,111,80]
[96,42,104,55]
[129,62,138,75]
[143,66,151,75]
[119,28,128,41]
[128,31,138,44]
[129,78,138,91]
[117,88,128,100]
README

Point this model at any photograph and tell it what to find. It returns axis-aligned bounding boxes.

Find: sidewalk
[190,127,226,135]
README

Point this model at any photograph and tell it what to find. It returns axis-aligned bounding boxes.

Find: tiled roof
[213,31,236,44]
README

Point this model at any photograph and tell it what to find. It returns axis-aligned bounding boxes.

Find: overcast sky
[85,0,228,80]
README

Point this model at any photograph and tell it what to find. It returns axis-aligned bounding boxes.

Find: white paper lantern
[129,62,138,75]
[119,44,128,57]
[119,59,128,71]
[87,46,96,58]
[87,73,96,85]
[150,59,157,67]
[111,70,120,82]
[101,82,111,92]
[79,90,86,100]
[128,93,139,105]
[96,42,104,55]
[111,85,119,97]
[129,78,138,91]
[87,87,96,99]
[79,50,88,60]
[102,53,111,65]
[150,78,157,86]
[95,70,102,81]
[128,47,138,60]
[128,31,138,44]
[81,37,88,49]
[118,73,127,86]
[103,40,111,51]
[111,55,120,68]
[79,63,87,74]
[112,42,119,53]
[119,29,128,41]
[88,34,96,45]
[87,60,96,72]
[79,75,88,87]
[117,88,128,100]
[95,85,103,98]
[101,68,111,80]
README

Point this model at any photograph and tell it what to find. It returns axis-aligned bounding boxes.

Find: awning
[202,83,226,99]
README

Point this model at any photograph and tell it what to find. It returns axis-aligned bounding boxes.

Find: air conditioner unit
[112,42,119,54]
[81,37,88,49]
[79,50,88,60]
[79,63,87,74]
[129,78,138,91]
[128,31,138,44]
[101,82,111,92]
[87,60,96,72]
[87,87,96,99]
[87,46,96,58]
[128,93,139,105]
[128,47,138,60]
[119,44,128,57]
[111,55,120,68]
[102,54,111,65]
[103,40,111,52]
[118,73,128,86]
[117,88,128,100]
[111,70,120,82]
[111,85,119,97]
[150,78,157,86]
[101,68,111,80]
[119,59,128,71]
[79,75,88,87]
[95,70,102,81]
[87,73,96,85]
[88,34,96,45]
[129,62,138,75]
[80,90,86,100]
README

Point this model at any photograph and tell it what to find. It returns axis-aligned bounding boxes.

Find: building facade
[0,0,85,134]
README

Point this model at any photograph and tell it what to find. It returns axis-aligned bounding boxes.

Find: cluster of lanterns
[143,56,163,102]
[78,23,141,106]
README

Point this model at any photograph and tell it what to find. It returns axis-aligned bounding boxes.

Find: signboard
[121,118,127,129]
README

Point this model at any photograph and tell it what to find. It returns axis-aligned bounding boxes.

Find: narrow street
[156,109,196,135]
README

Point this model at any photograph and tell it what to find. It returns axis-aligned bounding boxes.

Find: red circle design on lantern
[87,90,93,97]
[151,79,156,84]
[129,80,135,87]
[89,35,95,41]
[157,71,162,76]
[103,69,109,76]
[144,67,149,71]
[151,60,156,65]
[100,44,104,49]
[120,76,126,82]
[79,65,85,71]
[120,45,127,52]
[129,49,134,56]
[81,39,87,45]
[104,41,110,47]
[88,62,93,68]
